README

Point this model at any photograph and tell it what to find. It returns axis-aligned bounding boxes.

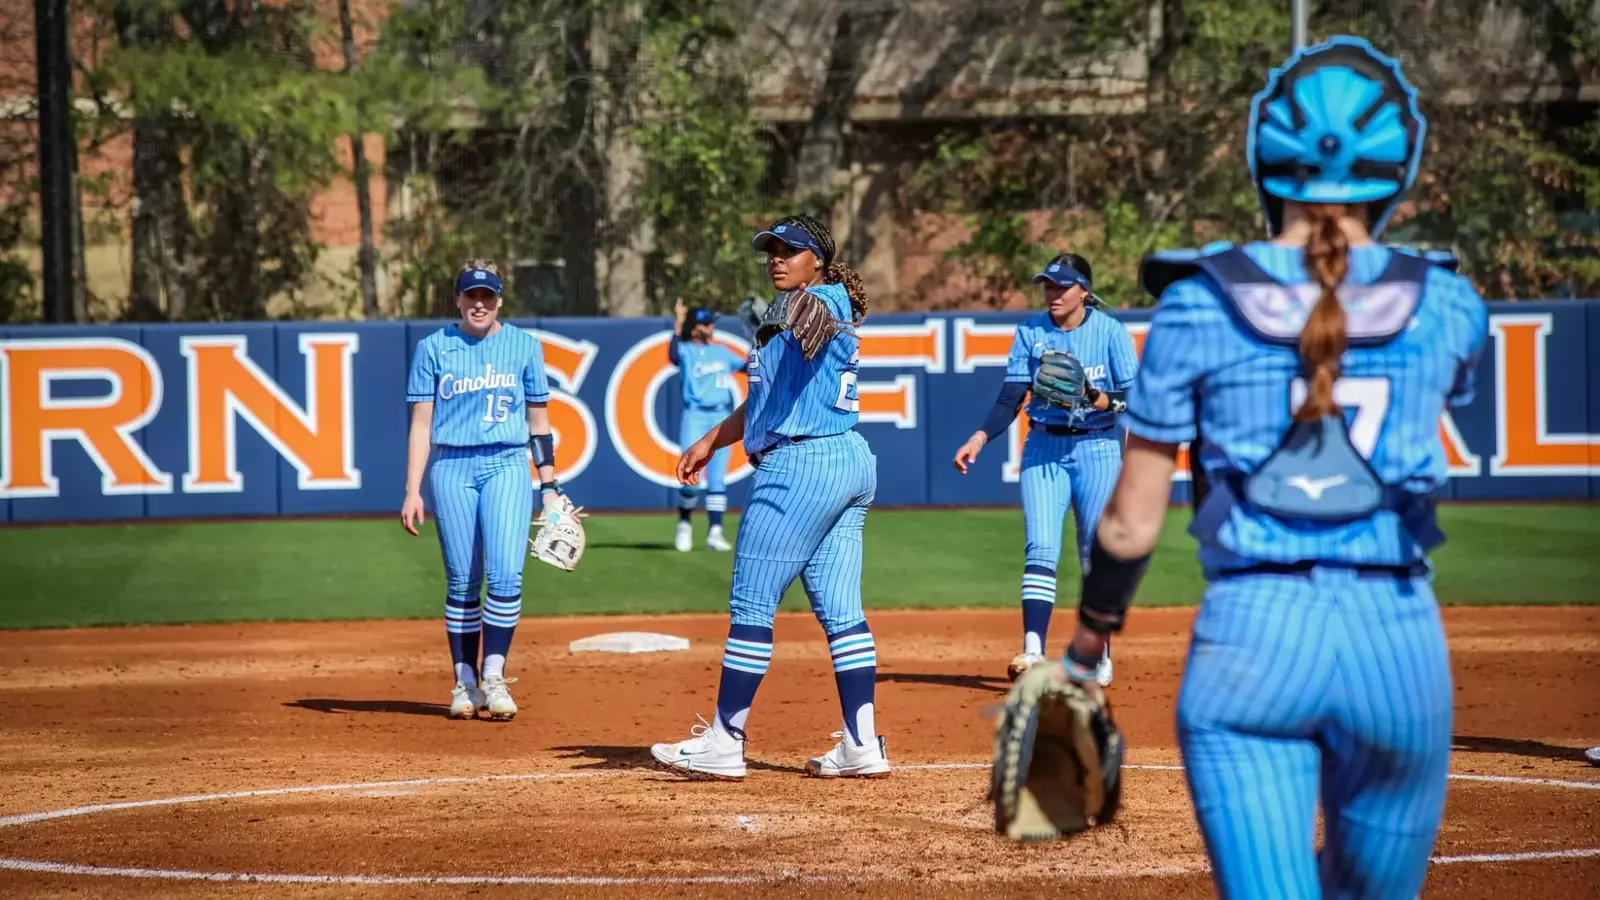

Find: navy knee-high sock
[1020,564,1057,656]
[714,624,772,739]
[827,621,878,748]
[706,492,727,529]
[481,593,521,681]
[678,488,697,524]
[445,597,482,685]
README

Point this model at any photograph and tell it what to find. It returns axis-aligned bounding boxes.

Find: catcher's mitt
[1032,350,1090,411]
[530,494,588,572]
[990,663,1124,842]
[754,289,838,361]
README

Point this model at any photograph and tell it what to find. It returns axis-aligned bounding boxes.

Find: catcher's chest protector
[1143,246,1445,526]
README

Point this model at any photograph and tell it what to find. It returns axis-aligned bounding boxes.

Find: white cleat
[1587,747,1600,767]
[448,682,484,720]
[805,732,891,778]
[650,715,747,780]
[705,528,732,552]
[481,676,518,721]
[674,521,693,552]
[1095,650,1114,688]
[1007,653,1046,682]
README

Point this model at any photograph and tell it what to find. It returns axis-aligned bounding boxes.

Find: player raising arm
[1043,38,1488,896]
[667,299,745,552]
[400,261,570,722]
[650,214,887,781]
[951,253,1137,686]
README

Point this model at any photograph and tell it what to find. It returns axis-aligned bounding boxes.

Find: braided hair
[772,214,869,323]
[1296,204,1351,421]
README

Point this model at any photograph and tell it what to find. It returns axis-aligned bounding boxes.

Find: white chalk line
[1448,772,1600,791]
[0,858,820,886]
[0,772,600,829]
[1432,848,1600,866]
[4,849,1598,886]
[0,763,1595,887]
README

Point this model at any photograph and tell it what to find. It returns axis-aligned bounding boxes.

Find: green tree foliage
[633,3,771,312]
[89,0,365,320]
[22,1,1600,321]
[904,0,1600,305]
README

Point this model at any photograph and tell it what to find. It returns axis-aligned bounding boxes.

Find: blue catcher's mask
[1248,36,1426,238]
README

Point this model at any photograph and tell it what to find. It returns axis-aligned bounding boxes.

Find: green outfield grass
[0,504,1595,629]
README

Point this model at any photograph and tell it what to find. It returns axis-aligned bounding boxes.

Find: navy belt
[1031,421,1114,437]
[749,435,813,467]
[1215,560,1430,581]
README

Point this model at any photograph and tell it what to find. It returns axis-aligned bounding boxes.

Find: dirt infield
[1,607,1596,898]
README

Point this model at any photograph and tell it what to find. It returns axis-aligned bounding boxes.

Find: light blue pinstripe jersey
[743,283,860,457]
[672,340,745,411]
[1128,242,1489,571]
[407,324,551,448]
[1005,308,1139,429]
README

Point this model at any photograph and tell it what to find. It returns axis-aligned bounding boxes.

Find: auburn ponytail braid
[1297,204,1351,421]
[774,214,870,323]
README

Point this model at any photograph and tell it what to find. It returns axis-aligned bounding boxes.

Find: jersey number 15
[482,393,514,423]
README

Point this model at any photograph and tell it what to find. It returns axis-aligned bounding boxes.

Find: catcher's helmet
[1248,36,1425,238]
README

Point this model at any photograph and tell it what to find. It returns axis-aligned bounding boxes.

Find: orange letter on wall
[606,332,753,487]
[181,334,361,493]
[857,321,944,429]
[529,330,599,483]
[0,338,172,498]
[1489,314,1600,476]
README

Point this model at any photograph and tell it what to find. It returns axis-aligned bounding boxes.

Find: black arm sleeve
[1078,538,1151,635]
[667,335,682,366]
[979,382,1030,443]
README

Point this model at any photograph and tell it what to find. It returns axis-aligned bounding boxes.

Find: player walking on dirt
[1058,38,1489,898]
[952,253,1137,686]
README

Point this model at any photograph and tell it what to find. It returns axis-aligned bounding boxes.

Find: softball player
[401,261,566,722]
[651,214,887,780]
[1058,38,1488,898]
[952,253,1137,686]
[668,299,745,552]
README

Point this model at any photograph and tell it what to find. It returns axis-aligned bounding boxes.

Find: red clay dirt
[0,607,1596,899]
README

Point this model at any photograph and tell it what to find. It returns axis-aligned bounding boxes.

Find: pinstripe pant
[429,445,535,603]
[680,408,732,498]
[1019,429,1122,572]
[729,431,876,634]
[1177,569,1452,900]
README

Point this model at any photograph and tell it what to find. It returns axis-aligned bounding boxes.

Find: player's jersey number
[1289,376,1392,458]
[835,349,860,413]
[482,393,515,423]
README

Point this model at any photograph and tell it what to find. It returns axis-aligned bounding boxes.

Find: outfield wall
[1,302,1596,523]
